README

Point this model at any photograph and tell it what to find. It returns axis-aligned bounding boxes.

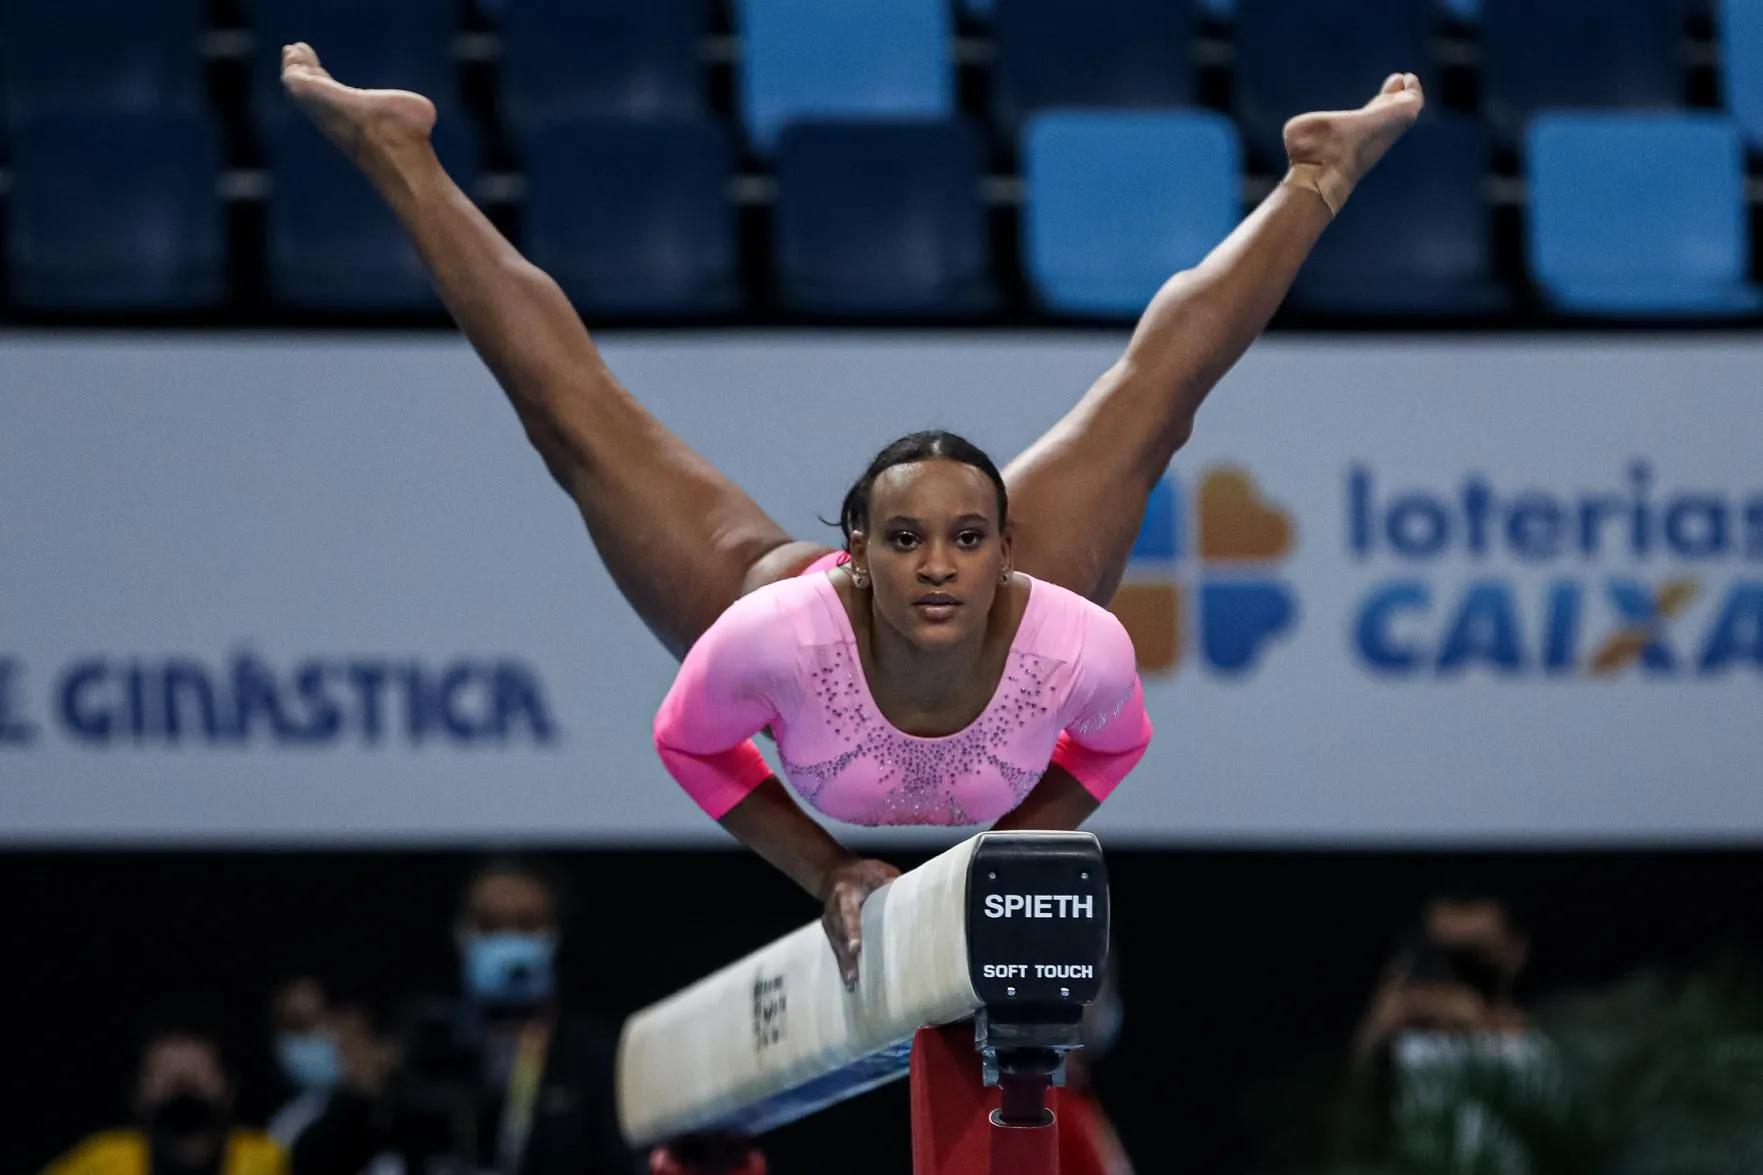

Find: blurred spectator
[41,1020,286,1175]
[268,980,399,1175]
[1351,891,1530,1068]
[269,979,338,1147]
[290,857,634,1175]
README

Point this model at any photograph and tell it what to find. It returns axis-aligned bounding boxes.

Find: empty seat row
[968,0,1714,26]
[1036,0,1677,26]
[5,0,1761,158]
[7,110,1755,319]
[1529,114,1760,315]
[0,0,209,119]
[8,112,224,309]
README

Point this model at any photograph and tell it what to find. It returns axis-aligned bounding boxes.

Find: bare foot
[1282,73,1425,215]
[280,42,436,166]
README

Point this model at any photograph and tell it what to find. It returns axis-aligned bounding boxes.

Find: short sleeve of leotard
[652,588,792,820]
[1048,605,1154,802]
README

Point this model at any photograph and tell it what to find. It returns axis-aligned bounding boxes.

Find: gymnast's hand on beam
[818,858,901,990]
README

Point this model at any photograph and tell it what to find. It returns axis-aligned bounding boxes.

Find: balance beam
[616,831,1111,1150]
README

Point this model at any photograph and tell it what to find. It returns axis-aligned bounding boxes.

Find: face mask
[276,1032,341,1091]
[147,1090,225,1140]
[462,932,557,1005]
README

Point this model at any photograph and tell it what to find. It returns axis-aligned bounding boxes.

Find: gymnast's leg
[1003,74,1424,604]
[280,44,829,660]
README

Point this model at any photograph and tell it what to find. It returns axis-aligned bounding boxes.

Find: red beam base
[655,1023,1129,1175]
[910,1023,1060,1175]
[985,1113,1061,1174]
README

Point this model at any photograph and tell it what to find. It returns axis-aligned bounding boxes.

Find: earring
[850,567,869,589]
[1000,570,1012,584]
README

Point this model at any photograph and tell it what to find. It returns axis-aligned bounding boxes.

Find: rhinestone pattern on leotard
[1068,679,1133,737]
[779,642,1057,827]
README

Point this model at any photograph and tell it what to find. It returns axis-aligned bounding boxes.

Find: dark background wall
[10,845,1762,1174]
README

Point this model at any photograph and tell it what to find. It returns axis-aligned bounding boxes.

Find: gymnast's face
[851,459,1010,649]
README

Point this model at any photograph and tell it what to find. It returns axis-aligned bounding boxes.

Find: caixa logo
[0,652,560,747]
[1111,465,1299,677]
[1348,463,1763,677]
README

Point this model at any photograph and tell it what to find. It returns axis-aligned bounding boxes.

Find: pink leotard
[652,555,1153,827]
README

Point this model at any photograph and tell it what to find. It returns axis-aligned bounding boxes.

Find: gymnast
[281,43,1423,986]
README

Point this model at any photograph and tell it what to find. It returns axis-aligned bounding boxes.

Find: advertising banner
[3,334,1757,844]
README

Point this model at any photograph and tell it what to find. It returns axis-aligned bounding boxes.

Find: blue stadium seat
[263,117,480,310]
[735,0,954,153]
[1482,0,1683,147]
[1233,0,1436,169]
[522,120,738,315]
[0,0,206,119]
[1526,114,1761,316]
[774,121,994,316]
[500,0,704,141]
[1023,110,1240,316]
[991,0,1195,135]
[7,111,225,309]
[246,0,463,127]
[1720,0,1763,150]
[1441,0,1480,22]
[1291,117,1511,315]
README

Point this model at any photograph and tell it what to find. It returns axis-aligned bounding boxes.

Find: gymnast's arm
[716,783,898,990]
[651,592,829,868]
[994,611,1153,833]
[653,596,894,985]
[712,778,867,893]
